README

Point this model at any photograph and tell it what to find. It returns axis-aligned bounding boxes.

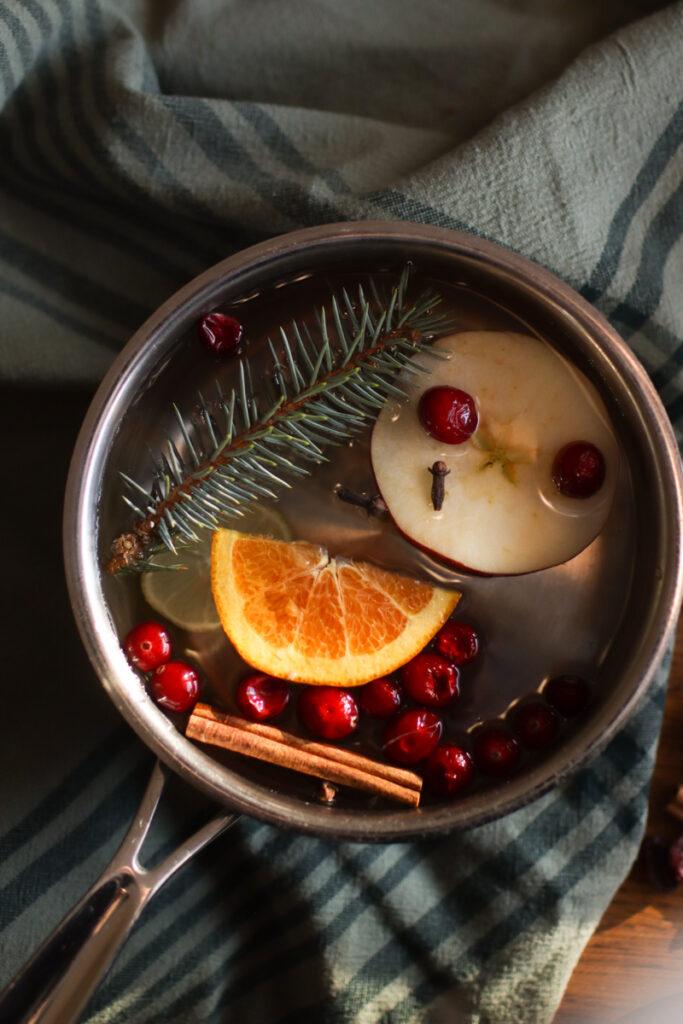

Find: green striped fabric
[1,2,681,1021]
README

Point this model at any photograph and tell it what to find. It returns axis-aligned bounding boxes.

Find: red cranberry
[552,441,605,498]
[198,312,244,357]
[298,687,359,740]
[151,660,199,713]
[511,700,560,750]
[434,621,480,665]
[359,677,402,718]
[382,709,443,765]
[401,652,460,708]
[424,744,474,797]
[236,673,290,721]
[418,386,478,445]
[124,621,171,673]
[473,725,521,777]
[544,675,590,718]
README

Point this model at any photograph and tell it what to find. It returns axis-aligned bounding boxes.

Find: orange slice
[211,529,460,685]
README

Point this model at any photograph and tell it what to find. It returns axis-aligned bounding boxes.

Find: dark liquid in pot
[105,262,635,808]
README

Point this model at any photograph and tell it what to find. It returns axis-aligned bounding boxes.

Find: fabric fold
[1,2,681,1021]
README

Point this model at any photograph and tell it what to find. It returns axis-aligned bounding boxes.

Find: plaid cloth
[1,1,681,1021]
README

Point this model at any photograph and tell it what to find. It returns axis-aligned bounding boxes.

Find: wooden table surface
[555,616,683,1023]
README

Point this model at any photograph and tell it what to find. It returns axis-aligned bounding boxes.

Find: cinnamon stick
[192,704,421,789]
[187,703,422,807]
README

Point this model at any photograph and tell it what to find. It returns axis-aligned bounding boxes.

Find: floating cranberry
[552,441,605,499]
[424,744,474,797]
[124,621,171,673]
[401,652,460,708]
[511,700,560,750]
[434,621,480,665]
[544,675,590,718]
[382,709,443,765]
[359,678,403,718]
[298,687,359,740]
[198,312,244,357]
[236,673,290,722]
[151,660,199,713]
[418,386,478,445]
[473,725,521,777]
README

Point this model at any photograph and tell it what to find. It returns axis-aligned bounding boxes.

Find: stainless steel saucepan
[2,222,682,1024]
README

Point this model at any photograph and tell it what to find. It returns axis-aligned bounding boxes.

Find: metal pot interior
[63,223,683,842]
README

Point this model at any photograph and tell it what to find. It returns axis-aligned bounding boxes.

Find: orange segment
[243,574,316,645]
[336,565,408,656]
[298,570,347,659]
[211,529,460,685]
[231,535,326,599]
[360,564,433,615]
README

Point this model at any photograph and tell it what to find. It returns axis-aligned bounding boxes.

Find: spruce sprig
[106,266,452,574]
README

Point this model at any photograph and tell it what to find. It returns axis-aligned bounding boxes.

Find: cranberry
[434,621,480,665]
[236,673,290,721]
[298,687,359,740]
[511,700,560,750]
[359,677,402,718]
[552,441,605,498]
[418,386,478,445]
[124,621,171,673]
[544,675,590,718]
[382,709,443,765]
[198,312,244,357]
[401,652,460,708]
[424,744,474,797]
[473,725,521,777]
[151,660,199,713]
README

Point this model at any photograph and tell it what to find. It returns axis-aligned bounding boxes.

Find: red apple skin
[364,465,495,577]
[370,330,618,578]
[394,524,495,578]
[367,464,606,578]
[378,492,606,579]
[393,519,607,578]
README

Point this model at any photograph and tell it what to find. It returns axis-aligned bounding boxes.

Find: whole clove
[428,461,450,511]
[335,485,387,517]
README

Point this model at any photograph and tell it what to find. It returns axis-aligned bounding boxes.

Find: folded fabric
[1,2,681,1021]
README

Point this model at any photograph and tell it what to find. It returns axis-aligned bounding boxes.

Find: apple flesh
[371,331,619,575]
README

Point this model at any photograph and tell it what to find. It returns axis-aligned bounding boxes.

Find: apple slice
[371,331,619,575]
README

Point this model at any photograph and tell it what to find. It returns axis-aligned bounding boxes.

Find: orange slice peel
[211,529,460,685]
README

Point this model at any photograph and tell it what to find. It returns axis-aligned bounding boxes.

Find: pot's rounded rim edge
[63,220,683,841]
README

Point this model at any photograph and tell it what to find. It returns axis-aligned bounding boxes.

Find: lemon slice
[141,506,291,631]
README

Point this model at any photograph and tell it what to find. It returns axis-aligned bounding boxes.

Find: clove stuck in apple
[370,331,619,575]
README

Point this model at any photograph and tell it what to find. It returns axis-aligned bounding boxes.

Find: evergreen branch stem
[106,269,453,574]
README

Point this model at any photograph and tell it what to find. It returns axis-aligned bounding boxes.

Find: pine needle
[106,266,453,574]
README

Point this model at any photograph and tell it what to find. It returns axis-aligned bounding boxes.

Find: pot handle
[0,761,238,1024]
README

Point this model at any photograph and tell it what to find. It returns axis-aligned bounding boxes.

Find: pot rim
[63,220,683,842]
